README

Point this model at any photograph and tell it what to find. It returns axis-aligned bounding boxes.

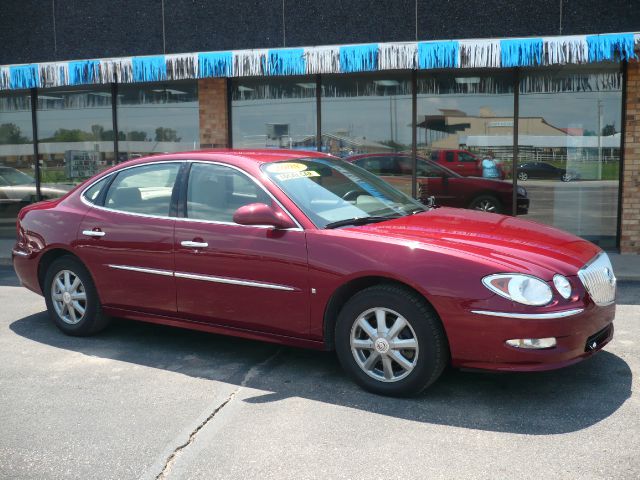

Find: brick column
[622,59,640,254]
[198,78,229,148]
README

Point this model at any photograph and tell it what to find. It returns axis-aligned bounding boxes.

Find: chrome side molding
[174,271,296,291]
[471,308,584,319]
[107,264,296,291]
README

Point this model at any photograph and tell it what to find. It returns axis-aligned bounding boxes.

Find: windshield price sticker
[267,162,308,173]
[276,171,320,181]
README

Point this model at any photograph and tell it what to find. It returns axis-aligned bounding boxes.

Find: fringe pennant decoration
[198,52,232,78]
[418,41,459,69]
[0,66,9,90]
[99,58,133,83]
[38,62,68,88]
[0,31,638,91]
[543,35,588,65]
[9,64,39,89]
[500,38,544,67]
[132,55,167,82]
[266,48,305,75]
[68,60,100,85]
[233,49,267,77]
[587,33,636,62]
[459,39,501,68]
[339,44,378,73]
[304,46,340,74]
[167,53,198,80]
[378,42,417,70]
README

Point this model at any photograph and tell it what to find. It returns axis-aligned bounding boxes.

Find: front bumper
[447,302,615,372]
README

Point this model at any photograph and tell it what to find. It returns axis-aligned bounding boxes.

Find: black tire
[43,255,110,336]
[517,172,528,181]
[334,284,449,397]
[560,173,571,182]
[468,195,502,214]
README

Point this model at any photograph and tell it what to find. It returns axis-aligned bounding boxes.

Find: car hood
[347,207,600,277]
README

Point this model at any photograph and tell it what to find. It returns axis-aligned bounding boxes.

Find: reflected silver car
[0,166,72,225]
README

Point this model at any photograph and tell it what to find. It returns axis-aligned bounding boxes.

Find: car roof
[137,149,330,164]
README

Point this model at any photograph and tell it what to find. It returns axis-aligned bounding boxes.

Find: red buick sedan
[12,150,616,396]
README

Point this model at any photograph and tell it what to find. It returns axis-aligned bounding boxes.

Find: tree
[155,127,181,142]
[0,123,29,144]
[601,124,617,136]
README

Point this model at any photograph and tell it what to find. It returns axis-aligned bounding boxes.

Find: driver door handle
[181,240,209,248]
[82,230,106,237]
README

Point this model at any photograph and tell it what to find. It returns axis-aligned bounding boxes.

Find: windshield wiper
[325,215,401,229]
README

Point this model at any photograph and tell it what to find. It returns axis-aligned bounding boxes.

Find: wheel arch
[322,275,441,350]
[37,248,84,292]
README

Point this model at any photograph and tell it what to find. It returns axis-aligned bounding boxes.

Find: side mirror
[233,203,297,229]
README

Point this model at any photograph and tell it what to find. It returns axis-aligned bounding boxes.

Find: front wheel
[335,285,449,396]
[469,195,502,214]
[517,172,528,181]
[44,256,110,336]
[560,173,572,182]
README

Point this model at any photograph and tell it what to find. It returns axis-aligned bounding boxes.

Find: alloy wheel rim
[475,200,496,212]
[518,172,527,180]
[51,270,87,325]
[350,307,419,383]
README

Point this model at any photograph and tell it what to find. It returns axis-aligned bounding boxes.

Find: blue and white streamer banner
[197,52,232,78]
[132,55,167,82]
[378,42,417,70]
[38,62,68,88]
[9,64,39,89]
[68,60,101,85]
[418,41,459,69]
[0,66,9,90]
[304,46,340,74]
[0,32,638,91]
[100,57,133,83]
[339,44,378,73]
[459,39,501,68]
[500,38,544,67]
[587,33,636,62]
[266,48,306,75]
[234,49,267,77]
[543,35,588,65]
[167,53,198,80]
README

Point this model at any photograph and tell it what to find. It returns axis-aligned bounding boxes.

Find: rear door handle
[82,230,105,237]
[181,240,208,248]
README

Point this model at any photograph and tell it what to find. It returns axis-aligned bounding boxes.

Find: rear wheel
[335,285,449,397]
[517,172,528,181]
[561,173,572,182]
[43,256,110,336]
[469,195,502,214]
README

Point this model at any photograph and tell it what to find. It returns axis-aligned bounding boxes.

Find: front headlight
[517,186,527,197]
[482,274,553,306]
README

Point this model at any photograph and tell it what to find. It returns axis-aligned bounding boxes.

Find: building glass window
[412,71,522,214]
[117,81,199,160]
[231,76,317,150]
[321,73,412,158]
[0,91,34,238]
[36,85,115,192]
[518,65,623,248]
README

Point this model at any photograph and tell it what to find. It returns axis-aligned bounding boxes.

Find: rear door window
[104,163,180,217]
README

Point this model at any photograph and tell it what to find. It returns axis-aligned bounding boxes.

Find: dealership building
[1,1,639,254]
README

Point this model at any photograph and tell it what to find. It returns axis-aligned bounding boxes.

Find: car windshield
[262,157,425,228]
[0,168,35,186]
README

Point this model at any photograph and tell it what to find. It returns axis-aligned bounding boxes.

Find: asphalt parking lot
[0,266,638,479]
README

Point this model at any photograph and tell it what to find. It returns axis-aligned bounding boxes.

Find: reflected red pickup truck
[430,150,506,179]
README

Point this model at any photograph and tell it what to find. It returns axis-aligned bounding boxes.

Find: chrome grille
[578,253,616,306]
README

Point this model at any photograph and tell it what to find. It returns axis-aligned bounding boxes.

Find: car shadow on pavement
[10,310,632,436]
